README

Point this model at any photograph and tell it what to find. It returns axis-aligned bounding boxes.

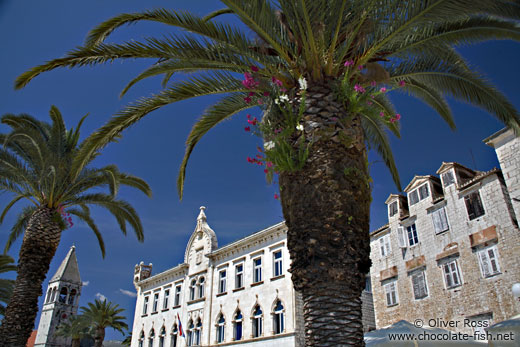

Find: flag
[177,313,185,338]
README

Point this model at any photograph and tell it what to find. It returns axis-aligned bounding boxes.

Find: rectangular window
[273,251,283,277]
[431,207,449,234]
[379,234,391,257]
[419,184,430,200]
[397,227,407,248]
[235,264,243,289]
[384,281,398,306]
[411,270,428,299]
[365,276,372,293]
[163,289,170,310]
[389,201,398,217]
[174,285,181,306]
[253,258,262,283]
[465,191,485,220]
[407,224,419,246]
[143,296,149,315]
[442,260,461,289]
[442,171,455,187]
[478,246,501,278]
[219,270,226,294]
[409,190,419,206]
[153,293,159,312]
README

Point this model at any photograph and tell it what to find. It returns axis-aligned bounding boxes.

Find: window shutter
[465,195,476,219]
[478,251,491,277]
[439,208,449,231]
[412,274,420,298]
[397,227,406,248]
[432,210,442,234]
[444,264,452,288]
[379,238,386,256]
[385,236,391,255]
[488,248,500,273]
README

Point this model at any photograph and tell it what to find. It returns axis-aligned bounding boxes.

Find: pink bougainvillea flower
[274,193,279,200]
[379,87,387,93]
[256,154,263,159]
[390,118,396,123]
[274,128,282,134]
[247,157,254,163]
[266,161,273,168]
[263,91,270,97]
[371,94,375,99]
[272,77,283,87]
[380,111,385,117]
[251,65,259,72]
[358,65,364,70]
[370,81,377,87]
[354,84,366,93]
[367,101,373,105]
[244,126,251,132]
[331,117,338,121]
[258,99,264,105]
[249,91,255,96]
[344,60,354,67]
[399,80,406,87]
[395,113,401,120]
[264,169,269,174]
[244,96,252,103]
[247,114,251,119]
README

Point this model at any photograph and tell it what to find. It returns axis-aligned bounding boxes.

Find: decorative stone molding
[405,255,426,272]
[380,266,398,281]
[469,225,498,247]
[435,242,460,261]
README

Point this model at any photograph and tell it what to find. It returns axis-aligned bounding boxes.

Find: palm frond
[67,208,106,258]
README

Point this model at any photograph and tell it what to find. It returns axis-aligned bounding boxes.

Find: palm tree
[15,1,520,345]
[0,106,151,345]
[121,332,132,346]
[80,299,128,347]
[55,315,93,347]
[0,254,16,317]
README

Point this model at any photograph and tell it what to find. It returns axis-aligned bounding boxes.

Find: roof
[403,175,438,193]
[436,161,476,175]
[50,246,81,284]
[370,224,389,237]
[458,168,500,190]
[26,330,37,347]
[483,127,513,148]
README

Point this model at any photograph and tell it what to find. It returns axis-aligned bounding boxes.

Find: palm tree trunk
[279,81,371,346]
[0,206,62,346]
[94,327,105,347]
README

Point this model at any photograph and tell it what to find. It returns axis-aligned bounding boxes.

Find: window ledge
[233,287,245,293]
[216,292,227,297]
[251,281,264,287]
[188,297,205,305]
[172,304,181,309]
[141,314,148,317]
[151,311,158,315]
[484,272,502,279]
[161,308,169,312]
[270,274,285,281]
[446,284,462,290]
[386,303,399,308]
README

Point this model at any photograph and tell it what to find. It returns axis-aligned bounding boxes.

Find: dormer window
[389,201,398,217]
[408,183,430,206]
[442,171,455,187]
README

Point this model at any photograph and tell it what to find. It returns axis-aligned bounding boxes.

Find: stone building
[34,246,82,346]
[131,207,375,347]
[369,128,520,335]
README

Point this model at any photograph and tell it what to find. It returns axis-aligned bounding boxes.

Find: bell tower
[34,246,82,346]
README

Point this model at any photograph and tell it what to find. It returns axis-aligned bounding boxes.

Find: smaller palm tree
[121,332,132,346]
[80,299,128,347]
[0,255,16,317]
[55,315,93,347]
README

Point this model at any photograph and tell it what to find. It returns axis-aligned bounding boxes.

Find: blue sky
[0,0,519,341]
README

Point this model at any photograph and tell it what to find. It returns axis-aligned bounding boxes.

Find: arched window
[171,324,178,347]
[68,289,77,305]
[139,331,145,347]
[233,310,243,341]
[51,287,57,302]
[148,329,155,347]
[190,280,196,301]
[273,300,285,334]
[159,326,166,347]
[187,320,194,346]
[58,287,68,303]
[45,288,52,303]
[252,305,263,338]
[197,277,205,298]
[194,318,202,345]
[216,314,225,343]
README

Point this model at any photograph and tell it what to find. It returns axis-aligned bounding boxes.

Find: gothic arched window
[197,277,205,298]
[46,288,52,303]
[148,329,155,347]
[252,305,263,338]
[68,289,77,305]
[233,310,243,341]
[58,287,67,303]
[194,318,202,345]
[273,300,285,334]
[216,314,225,343]
[171,323,178,347]
[138,331,144,347]
[187,320,194,346]
[159,326,166,347]
[190,280,196,301]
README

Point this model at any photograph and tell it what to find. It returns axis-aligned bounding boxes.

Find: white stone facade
[369,128,520,335]
[131,207,375,347]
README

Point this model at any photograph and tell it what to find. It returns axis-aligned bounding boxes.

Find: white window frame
[389,201,398,217]
[218,270,227,294]
[198,277,205,298]
[153,292,159,313]
[235,264,244,289]
[406,223,419,247]
[253,257,262,283]
[478,245,501,278]
[174,285,181,306]
[189,280,196,301]
[442,259,462,289]
[252,306,263,338]
[384,281,398,306]
[143,296,149,315]
[379,234,391,257]
[163,289,170,310]
[397,227,407,248]
[273,301,285,334]
[408,183,430,206]
[442,171,455,187]
[410,270,428,300]
[216,314,225,343]
[273,250,283,277]
[431,207,450,234]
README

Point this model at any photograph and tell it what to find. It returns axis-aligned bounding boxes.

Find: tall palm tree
[80,299,128,347]
[55,315,93,347]
[0,106,151,345]
[15,1,520,345]
[0,254,16,317]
